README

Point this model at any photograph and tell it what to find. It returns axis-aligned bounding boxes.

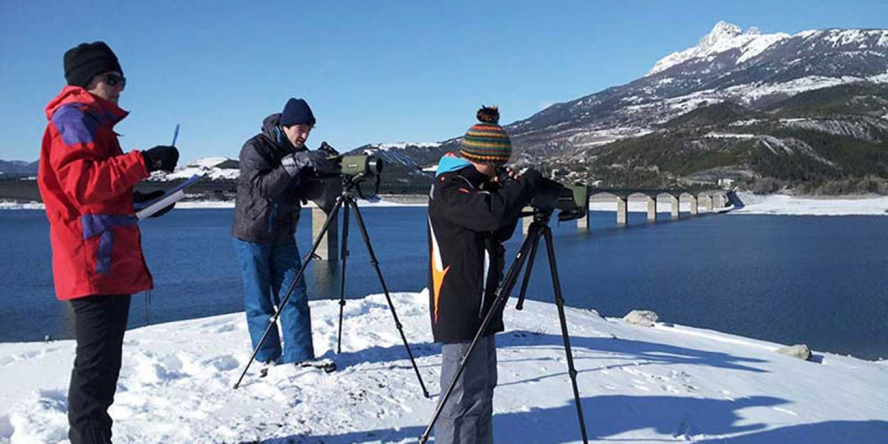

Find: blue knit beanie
[280,98,316,127]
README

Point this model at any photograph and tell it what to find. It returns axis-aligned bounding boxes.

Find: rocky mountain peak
[699,21,743,49]
[647,21,777,76]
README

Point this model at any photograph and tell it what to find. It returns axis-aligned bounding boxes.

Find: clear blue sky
[1,0,885,162]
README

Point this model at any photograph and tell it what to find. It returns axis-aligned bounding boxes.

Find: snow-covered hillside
[150,157,239,181]
[506,21,888,160]
[349,143,447,172]
[2,291,886,443]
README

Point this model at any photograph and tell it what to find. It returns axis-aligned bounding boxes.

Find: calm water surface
[1,207,886,360]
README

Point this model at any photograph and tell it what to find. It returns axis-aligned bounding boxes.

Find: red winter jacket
[38,86,152,301]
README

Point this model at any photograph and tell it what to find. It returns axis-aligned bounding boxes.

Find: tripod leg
[336,203,350,354]
[349,200,430,398]
[420,224,540,443]
[233,196,344,390]
[542,226,589,443]
[515,231,542,311]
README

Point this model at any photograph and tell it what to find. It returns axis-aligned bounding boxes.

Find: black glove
[133,190,175,217]
[520,168,544,190]
[284,150,340,176]
[318,141,339,156]
[134,190,163,203]
[142,145,179,173]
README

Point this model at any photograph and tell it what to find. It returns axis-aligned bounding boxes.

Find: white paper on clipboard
[135,174,203,220]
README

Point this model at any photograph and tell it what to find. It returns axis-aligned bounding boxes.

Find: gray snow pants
[435,334,498,444]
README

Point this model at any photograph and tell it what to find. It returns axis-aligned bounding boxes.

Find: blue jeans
[232,238,315,364]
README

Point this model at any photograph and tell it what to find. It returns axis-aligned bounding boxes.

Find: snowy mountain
[648,21,790,76]
[336,22,888,191]
[0,160,38,177]
[505,22,888,162]
[346,142,448,171]
[149,157,240,181]
[2,291,887,443]
[574,82,888,189]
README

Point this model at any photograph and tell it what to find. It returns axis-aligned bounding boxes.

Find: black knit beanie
[280,98,316,127]
[63,42,123,88]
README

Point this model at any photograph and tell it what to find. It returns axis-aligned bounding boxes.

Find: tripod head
[338,168,382,200]
[312,151,385,200]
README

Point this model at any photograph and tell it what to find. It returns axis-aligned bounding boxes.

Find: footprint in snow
[206,354,240,372]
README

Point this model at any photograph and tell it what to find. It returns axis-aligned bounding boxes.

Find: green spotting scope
[531,179,589,221]
[339,154,384,178]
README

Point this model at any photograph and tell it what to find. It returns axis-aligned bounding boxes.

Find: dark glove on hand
[286,150,339,176]
[318,141,340,156]
[142,145,180,173]
[134,190,164,203]
[520,168,544,191]
[133,190,175,217]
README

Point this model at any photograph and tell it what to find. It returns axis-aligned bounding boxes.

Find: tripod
[233,176,430,398]
[420,210,588,443]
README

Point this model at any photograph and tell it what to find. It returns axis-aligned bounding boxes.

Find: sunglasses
[104,73,126,87]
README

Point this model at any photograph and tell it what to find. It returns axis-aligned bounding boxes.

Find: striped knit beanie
[460,106,512,166]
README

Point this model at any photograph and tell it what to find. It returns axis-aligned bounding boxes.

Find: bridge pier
[617,197,628,226]
[646,196,657,222]
[702,194,713,212]
[670,196,680,220]
[713,194,725,210]
[521,206,532,235]
[577,198,590,231]
[689,196,698,216]
[311,206,339,261]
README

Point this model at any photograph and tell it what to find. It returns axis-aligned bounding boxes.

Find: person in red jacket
[38,41,179,444]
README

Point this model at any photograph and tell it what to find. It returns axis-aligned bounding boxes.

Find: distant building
[718,178,735,189]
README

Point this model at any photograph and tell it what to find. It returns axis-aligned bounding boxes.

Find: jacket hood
[435,153,473,177]
[44,85,128,126]
[261,113,300,153]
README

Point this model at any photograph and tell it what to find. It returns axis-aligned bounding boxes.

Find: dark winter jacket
[232,114,335,245]
[428,155,540,343]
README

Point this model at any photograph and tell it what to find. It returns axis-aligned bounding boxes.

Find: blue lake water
[1,207,886,360]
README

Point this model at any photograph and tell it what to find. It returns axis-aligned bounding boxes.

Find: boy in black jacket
[428,107,541,443]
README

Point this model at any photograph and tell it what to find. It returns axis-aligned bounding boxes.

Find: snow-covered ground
[1,291,886,443]
[732,193,888,216]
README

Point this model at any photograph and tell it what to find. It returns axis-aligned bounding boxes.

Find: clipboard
[135,174,204,220]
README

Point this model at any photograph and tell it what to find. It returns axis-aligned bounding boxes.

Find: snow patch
[733,192,888,216]
[152,157,239,181]
[0,200,44,210]
[373,142,441,151]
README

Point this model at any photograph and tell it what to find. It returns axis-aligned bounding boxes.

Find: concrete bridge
[525,187,733,233]
[307,187,733,260]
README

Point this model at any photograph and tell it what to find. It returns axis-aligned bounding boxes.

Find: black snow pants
[67,294,131,444]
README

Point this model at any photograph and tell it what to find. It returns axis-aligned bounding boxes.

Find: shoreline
[4,192,888,216]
